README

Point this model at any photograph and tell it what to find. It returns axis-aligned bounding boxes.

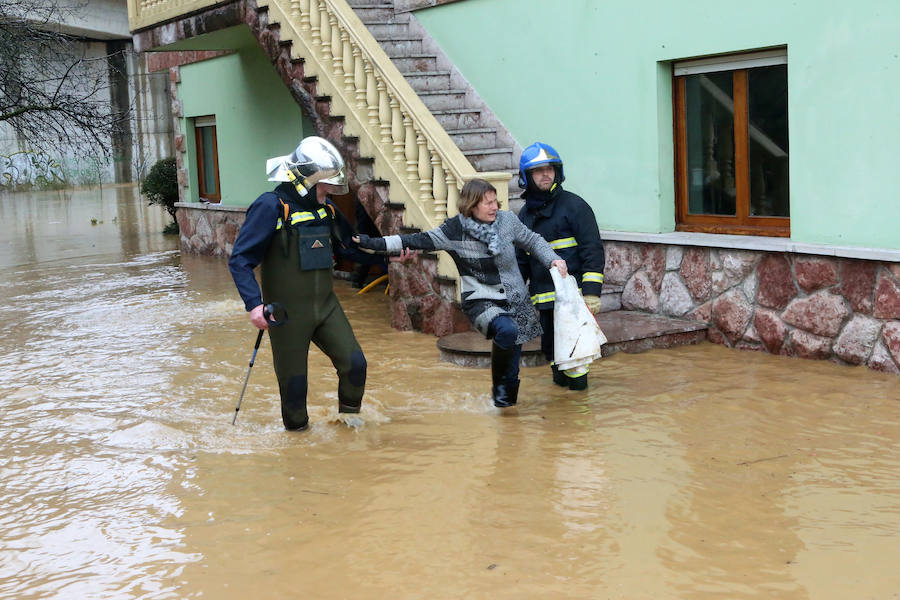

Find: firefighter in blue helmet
[516,142,605,391]
[228,136,404,430]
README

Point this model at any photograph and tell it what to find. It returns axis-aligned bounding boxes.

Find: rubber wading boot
[281,375,310,431]
[491,344,520,408]
[568,374,588,391]
[551,364,568,387]
[338,393,362,414]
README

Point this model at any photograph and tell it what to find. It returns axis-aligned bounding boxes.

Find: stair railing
[260,0,511,281]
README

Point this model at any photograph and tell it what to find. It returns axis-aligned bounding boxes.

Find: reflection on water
[0,187,898,599]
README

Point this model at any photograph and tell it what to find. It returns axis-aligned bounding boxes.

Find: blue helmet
[518,142,564,189]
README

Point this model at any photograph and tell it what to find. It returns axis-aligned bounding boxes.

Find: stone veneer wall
[605,241,900,375]
[175,202,244,258]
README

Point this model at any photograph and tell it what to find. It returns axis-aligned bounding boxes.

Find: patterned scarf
[460,215,501,256]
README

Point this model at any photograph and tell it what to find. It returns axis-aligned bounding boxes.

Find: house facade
[127,0,900,374]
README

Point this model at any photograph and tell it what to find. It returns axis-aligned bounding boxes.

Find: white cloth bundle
[550,266,606,373]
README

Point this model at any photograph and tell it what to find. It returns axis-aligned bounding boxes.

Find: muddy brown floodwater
[1,186,898,599]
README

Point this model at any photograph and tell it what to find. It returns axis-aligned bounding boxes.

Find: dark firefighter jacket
[516,188,605,310]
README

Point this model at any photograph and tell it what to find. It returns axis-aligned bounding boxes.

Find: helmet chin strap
[285,169,310,196]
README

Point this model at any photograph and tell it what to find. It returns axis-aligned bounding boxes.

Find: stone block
[659,272,694,317]
[665,245,683,271]
[756,253,796,309]
[782,291,851,337]
[869,340,900,374]
[795,256,839,293]
[882,321,900,366]
[711,288,752,344]
[840,259,877,314]
[641,245,666,292]
[680,247,711,302]
[788,329,832,360]
[833,315,882,365]
[622,271,659,312]
[754,308,787,355]
[874,271,900,319]
[605,242,641,285]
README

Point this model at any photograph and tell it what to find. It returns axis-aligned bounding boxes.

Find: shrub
[141,157,179,232]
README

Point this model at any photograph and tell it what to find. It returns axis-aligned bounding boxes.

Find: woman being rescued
[354,178,567,408]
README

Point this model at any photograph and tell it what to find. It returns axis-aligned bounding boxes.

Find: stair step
[416,88,467,111]
[400,70,451,92]
[363,20,410,37]
[354,6,401,20]
[446,127,498,151]
[431,107,482,129]
[390,54,438,73]
[461,147,515,171]
[436,311,709,367]
[380,38,423,55]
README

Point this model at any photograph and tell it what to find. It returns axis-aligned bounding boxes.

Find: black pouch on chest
[297,224,333,270]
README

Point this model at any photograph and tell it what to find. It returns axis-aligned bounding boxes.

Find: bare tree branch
[0,0,130,162]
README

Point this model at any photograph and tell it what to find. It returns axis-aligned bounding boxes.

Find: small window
[674,49,789,236]
[194,116,221,203]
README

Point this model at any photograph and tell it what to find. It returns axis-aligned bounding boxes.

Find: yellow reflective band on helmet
[531,291,556,305]
[549,237,577,250]
[290,211,316,225]
[582,272,604,284]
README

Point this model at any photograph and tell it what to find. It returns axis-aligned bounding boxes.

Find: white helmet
[265,136,348,196]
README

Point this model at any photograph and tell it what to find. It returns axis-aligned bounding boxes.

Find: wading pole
[232,328,264,426]
[231,303,287,425]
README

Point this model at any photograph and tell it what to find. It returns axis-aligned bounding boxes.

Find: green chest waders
[260,203,367,430]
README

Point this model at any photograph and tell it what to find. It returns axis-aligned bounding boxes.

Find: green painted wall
[176,26,313,206]
[416,0,900,249]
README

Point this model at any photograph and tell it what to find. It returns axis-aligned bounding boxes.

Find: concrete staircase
[347,1,524,210]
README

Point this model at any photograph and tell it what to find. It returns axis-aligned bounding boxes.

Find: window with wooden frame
[194,115,221,203]
[674,49,789,236]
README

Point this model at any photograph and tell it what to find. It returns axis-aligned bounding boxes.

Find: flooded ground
[1,186,898,600]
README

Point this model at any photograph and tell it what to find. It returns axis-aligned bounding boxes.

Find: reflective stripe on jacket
[516,188,605,310]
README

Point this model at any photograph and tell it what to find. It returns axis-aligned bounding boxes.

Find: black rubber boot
[338,393,362,414]
[281,375,310,431]
[568,374,588,391]
[551,364,568,387]
[491,343,520,408]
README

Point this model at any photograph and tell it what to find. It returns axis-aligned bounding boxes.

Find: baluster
[390,100,405,164]
[404,117,418,181]
[365,63,379,126]
[343,33,355,92]
[432,155,447,218]
[319,2,333,64]
[330,15,342,73]
[446,173,459,217]
[353,49,366,108]
[290,0,301,18]
[298,0,310,30]
[377,80,391,143]
[309,0,321,45]
[417,135,432,207]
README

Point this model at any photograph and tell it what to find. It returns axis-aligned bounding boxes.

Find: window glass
[685,71,735,216]
[199,126,218,197]
[747,64,789,217]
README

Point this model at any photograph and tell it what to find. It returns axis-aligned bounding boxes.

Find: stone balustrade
[128,0,511,284]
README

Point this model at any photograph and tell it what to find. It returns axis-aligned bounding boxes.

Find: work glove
[354,234,386,252]
[583,295,602,314]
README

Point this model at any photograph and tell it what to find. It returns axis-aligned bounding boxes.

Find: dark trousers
[488,315,522,382]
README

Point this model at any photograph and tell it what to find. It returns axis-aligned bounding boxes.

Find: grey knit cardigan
[373,211,560,344]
